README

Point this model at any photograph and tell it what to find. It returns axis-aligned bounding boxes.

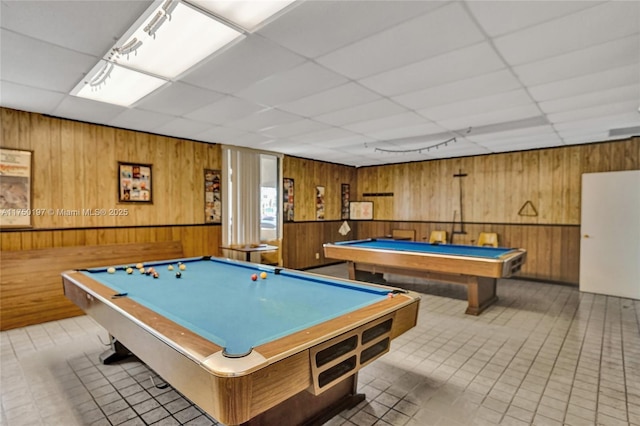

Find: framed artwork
[0,148,33,228]
[204,169,221,223]
[316,185,325,220]
[118,162,152,203]
[341,183,350,220]
[283,178,294,222]
[349,201,373,220]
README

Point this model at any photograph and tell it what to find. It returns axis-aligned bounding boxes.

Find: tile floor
[1,263,639,426]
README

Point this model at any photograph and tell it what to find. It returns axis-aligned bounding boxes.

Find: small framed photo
[118,162,152,203]
[0,148,33,228]
[283,178,294,222]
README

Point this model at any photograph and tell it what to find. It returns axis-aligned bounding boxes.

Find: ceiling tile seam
[460,1,561,147]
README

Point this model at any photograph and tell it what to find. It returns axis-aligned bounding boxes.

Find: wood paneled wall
[0,225,221,257]
[357,139,640,224]
[283,221,356,270]
[1,108,221,228]
[355,138,639,284]
[282,156,356,221]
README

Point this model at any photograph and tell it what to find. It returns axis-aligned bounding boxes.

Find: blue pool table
[324,239,526,315]
[62,256,420,425]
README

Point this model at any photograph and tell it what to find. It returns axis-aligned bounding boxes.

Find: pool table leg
[99,336,133,364]
[465,277,498,315]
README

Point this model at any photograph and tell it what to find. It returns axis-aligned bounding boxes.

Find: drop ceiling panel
[513,36,640,86]
[225,108,302,132]
[343,112,432,136]
[494,2,639,65]
[467,1,601,38]
[136,82,225,116]
[468,125,557,144]
[365,122,447,142]
[392,70,522,111]
[529,64,639,102]
[316,3,485,80]
[257,0,442,58]
[360,42,506,96]
[0,0,152,56]
[234,61,348,106]
[0,81,65,114]
[277,83,381,118]
[182,35,306,94]
[434,105,542,131]
[314,99,408,127]
[261,119,330,139]
[0,29,97,92]
[52,96,126,125]
[540,85,638,115]
[184,96,267,125]
[109,109,176,134]
[193,126,249,143]
[419,89,534,122]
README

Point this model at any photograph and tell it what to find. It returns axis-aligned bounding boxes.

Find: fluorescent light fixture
[71,61,167,107]
[111,1,243,79]
[188,0,296,31]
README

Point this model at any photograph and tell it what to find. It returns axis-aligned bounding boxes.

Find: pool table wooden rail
[62,266,420,425]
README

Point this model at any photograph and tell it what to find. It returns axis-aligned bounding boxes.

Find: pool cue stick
[450,210,456,243]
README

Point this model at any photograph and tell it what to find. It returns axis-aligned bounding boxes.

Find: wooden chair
[429,230,447,244]
[391,229,416,241]
[477,232,498,247]
[260,239,282,266]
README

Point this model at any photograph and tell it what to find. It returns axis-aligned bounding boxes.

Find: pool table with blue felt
[62,256,420,425]
[324,239,526,315]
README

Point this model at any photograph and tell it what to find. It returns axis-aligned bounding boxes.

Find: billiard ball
[179,264,186,271]
[387,293,394,299]
[136,263,144,269]
[139,268,145,274]
[251,274,258,281]
[126,267,133,274]
[168,265,174,271]
[153,272,159,279]
[176,272,182,278]
[260,272,267,279]
[107,267,116,274]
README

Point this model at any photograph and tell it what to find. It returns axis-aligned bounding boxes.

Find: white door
[580,170,640,299]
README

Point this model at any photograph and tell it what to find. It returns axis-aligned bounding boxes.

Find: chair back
[429,230,447,244]
[477,232,498,247]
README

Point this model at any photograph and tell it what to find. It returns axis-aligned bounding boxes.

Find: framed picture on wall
[349,201,373,220]
[0,148,33,228]
[283,178,294,222]
[316,186,325,220]
[204,169,221,223]
[118,162,152,203]
[341,184,350,219]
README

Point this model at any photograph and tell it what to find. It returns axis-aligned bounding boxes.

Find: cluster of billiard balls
[106,262,186,279]
[252,272,268,281]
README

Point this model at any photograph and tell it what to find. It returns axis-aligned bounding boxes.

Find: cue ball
[136,263,144,269]
[179,264,186,271]
[176,272,182,278]
[168,265,174,271]
[251,274,258,281]
[107,267,116,274]
[260,272,267,279]
[126,267,133,274]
